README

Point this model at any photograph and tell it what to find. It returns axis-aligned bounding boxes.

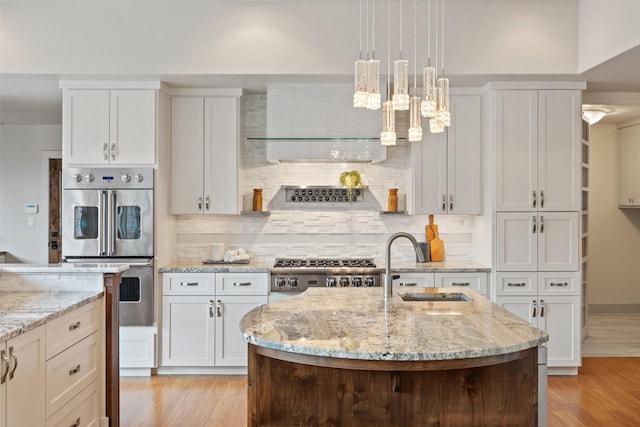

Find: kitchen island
[241,287,548,426]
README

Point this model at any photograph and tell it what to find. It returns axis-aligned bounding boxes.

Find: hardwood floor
[121,358,640,426]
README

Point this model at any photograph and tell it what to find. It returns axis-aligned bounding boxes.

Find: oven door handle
[124,261,154,267]
[108,191,117,256]
[99,190,108,256]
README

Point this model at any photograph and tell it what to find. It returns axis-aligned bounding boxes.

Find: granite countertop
[0,263,130,274]
[0,290,103,342]
[241,287,547,361]
[380,260,491,273]
[159,260,271,273]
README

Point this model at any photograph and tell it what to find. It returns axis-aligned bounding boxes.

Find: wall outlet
[27,217,35,228]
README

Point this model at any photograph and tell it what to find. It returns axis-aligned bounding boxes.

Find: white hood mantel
[265,83,386,163]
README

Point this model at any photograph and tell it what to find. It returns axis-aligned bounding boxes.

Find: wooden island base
[247,344,538,427]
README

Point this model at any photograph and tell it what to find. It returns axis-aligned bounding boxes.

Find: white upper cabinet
[411,95,482,215]
[62,89,156,165]
[495,90,580,212]
[617,122,640,207]
[171,92,241,215]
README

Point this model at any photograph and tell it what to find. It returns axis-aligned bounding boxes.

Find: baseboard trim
[588,304,640,314]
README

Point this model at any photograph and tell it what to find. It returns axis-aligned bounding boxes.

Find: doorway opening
[48,158,62,263]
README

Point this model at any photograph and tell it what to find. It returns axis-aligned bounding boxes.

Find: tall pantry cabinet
[489,84,585,375]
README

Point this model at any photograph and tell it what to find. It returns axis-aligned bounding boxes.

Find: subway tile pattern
[176,85,476,263]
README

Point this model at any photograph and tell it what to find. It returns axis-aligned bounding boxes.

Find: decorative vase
[388,188,398,212]
[252,188,263,212]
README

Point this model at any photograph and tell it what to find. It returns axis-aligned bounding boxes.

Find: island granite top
[0,263,130,274]
[0,290,103,343]
[241,287,547,361]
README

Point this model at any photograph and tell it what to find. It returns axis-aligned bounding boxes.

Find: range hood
[261,137,387,163]
[265,83,387,163]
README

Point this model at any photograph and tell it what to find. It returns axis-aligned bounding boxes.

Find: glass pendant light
[421,0,437,118]
[354,0,367,108]
[366,0,380,110]
[381,0,396,145]
[408,0,422,142]
[392,0,409,111]
[436,0,451,128]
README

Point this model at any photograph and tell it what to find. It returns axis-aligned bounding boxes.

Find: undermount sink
[400,292,473,302]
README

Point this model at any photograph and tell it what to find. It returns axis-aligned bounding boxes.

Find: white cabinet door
[162,296,215,366]
[497,212,578,272]
[2,326,46,427]
[171,97,205,214]
[495,296,536,324]
[203,97,240,214]
[537,91,581,211]
[215,296,267,366]
[495,90,538,211]
[109,90,156,165]
[537,212,579,271]
[617,124,640,207]
[538,295,581,367]
[411,95,481,215]
[496,212,537,271]
[495,90,581,212]
[63,90,110,165]
[171,95,240,215]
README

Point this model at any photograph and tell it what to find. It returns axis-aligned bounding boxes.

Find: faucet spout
[384,232,426,299]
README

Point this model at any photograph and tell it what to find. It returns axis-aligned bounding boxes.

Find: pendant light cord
[371,0,375,60]
[441,0,445,76]
[413,0,417,92]
[359,0,363,60]
[399,0,403,59]
[427,0,431,66]
[387,0,391,99]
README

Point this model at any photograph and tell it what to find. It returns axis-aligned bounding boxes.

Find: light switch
[27,217,35,228]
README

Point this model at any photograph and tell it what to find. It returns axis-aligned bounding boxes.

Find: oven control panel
[271,273,382,292]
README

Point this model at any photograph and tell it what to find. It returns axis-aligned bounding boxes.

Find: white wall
[588,124,640,311]
[1,1,579,76]
[0,125,62,263]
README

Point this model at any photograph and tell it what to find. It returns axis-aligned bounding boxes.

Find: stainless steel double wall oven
[62,167,155,326]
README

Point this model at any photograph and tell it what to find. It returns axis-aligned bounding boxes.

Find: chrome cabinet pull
[539,216,544,233]
[205,195,210,211]
[233,282,252,287]
[449,194,454,211]
[103,143,108,161]
[451,282,470,287]
[216,300,222,318]
[399,282,417,287]
[69,417,81,427]
[0,349,8,384]
[540,300,545,317]
[540,190,545,208]
[507,282,526,287]
[110,142,116,160]
[198,196,203,210]
[532,190,537,208]
[209,300,214,318]
[69,364,81,376]
[532,300,537,318]
[532,216,537,233]
[550,282,568,287]
[180,282,199,287]
[8,346,17,380]
[442,194,446,211]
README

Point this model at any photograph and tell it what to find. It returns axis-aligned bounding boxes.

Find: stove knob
[121,173,131,183]
[71,173,82,183]
[133,173,144,183]
[325,277,337,287]
[287,277,298,289]
[352,277,363,287]
[84,174,95,183]
[339,277,350,287]
[275,277,287,288]
[364,277,375,287]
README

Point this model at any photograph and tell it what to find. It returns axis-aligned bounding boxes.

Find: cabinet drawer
[392,273,435,288]
[45,380,100,427]
[215,272,268,295]
[538,272,580,295]
[496,272,537,296]
[46,333,100,417]
[436,272,487,295]
[46,300,100,360]
[164,273,215,295]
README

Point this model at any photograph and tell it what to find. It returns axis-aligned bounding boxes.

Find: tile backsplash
[175,84,476,263]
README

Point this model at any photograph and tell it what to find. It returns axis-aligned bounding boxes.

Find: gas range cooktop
[273,258,377,269]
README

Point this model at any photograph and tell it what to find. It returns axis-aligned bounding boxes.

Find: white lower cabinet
[495,272,581,370]
[392,271,488,296]
[161,272,268,369]
[0,326,46,427]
